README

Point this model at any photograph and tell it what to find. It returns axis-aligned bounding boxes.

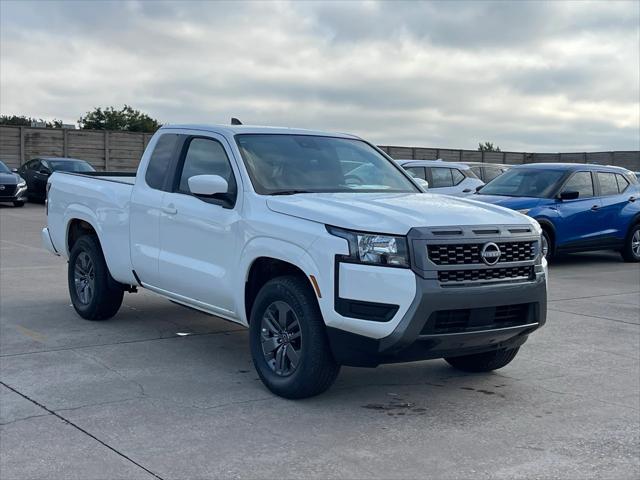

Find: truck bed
[59,171,137,185]
[46,170,137,284]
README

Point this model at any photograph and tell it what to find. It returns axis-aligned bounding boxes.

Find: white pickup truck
[43,124,547,398]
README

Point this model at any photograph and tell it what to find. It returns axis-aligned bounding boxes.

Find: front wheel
[445,347,520,373]
[541,229,553,261]
[68,235,124,320]
[620,224,640,263]
[249,275,340,399]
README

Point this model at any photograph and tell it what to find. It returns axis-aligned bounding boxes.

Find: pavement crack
[72,349,147,398]
[548,307,640,326]
[0,328,245,358]
[0,381,165,480]
[0,413,51,426]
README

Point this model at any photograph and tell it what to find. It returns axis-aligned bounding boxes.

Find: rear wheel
[620,224,640,263]
[68,235,124,320]
[445,347,520,373]
[249,275,340,399]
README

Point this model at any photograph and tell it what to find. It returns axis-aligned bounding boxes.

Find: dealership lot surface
[1,203,638,479]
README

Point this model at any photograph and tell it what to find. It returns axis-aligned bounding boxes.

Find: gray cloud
[1,0,638,151]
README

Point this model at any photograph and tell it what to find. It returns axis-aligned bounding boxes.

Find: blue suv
[473,163,640,262]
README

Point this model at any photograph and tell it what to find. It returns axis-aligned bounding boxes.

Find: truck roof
[160,124,361,139]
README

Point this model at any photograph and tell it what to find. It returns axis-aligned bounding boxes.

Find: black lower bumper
[327,273,547,367]
[0,189,27,203]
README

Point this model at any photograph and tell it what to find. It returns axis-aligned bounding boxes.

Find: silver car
[396,159,484,196]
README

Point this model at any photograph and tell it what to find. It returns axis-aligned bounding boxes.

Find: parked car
[17,157,94,202]
[43,124,547,399]
[461,162,510,183]
[396,160,484,196]
[473,163,640,262]
[0,160,28,207]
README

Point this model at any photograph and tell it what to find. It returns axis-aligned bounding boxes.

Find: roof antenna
[231,117,243,125]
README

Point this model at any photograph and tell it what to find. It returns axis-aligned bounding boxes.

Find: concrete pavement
[1,203,638,479]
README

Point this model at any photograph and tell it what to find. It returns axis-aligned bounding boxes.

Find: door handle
[462,188,472,193]
[161,205,177,215]
[630,196,637,203]
[590,205,599,211]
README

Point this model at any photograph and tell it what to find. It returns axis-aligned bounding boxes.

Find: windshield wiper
[269,189,315,196]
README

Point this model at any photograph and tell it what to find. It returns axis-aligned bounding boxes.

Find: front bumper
[0,185,27,203]
[327,272,546,367]
[41,227,59,255]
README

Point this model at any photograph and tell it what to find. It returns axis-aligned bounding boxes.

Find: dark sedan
[0,160,28,207]
[17,157,95,202]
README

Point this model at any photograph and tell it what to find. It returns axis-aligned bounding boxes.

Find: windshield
[235,134,418,194]
[0,161,10,173]
[48,160,95,172]
[478,168,566,198]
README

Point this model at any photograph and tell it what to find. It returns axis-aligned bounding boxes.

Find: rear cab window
[145,133,179,190]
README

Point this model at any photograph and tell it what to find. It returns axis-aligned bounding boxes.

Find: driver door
[555,171,602,247]
[156,133,241,317]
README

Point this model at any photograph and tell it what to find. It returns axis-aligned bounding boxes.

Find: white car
[397,159,485,196]
[43,124,547,398]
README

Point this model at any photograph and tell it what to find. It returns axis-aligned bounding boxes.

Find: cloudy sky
[1,0,638,152]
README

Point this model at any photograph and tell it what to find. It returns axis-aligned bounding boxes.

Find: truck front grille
[422,303,534,334]
[438,266,534,284]
[428,241,535,265]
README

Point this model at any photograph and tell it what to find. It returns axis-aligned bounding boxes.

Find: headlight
[517,209,530,215]
[327,226,410,267]
[17,181,26,188]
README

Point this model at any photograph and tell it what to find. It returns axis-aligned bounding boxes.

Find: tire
[68,234,124,320]
[249,275,340,399]
[13,201,24,207]
[620,223,640,263]
[541,229,554,261]
[445,347,520,373]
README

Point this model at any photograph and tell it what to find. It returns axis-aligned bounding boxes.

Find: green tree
[478,141,501,152]
[0,115,63,128]
[78,105,161,132]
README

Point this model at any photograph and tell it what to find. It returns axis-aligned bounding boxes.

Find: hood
[0,173,19,185]
[472,195,545,210]
[266,192,533,234]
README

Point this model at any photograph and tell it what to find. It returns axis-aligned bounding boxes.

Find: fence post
[436,148,440,159]
[63,128,69,157]
[502,151,506,164]
[19,126,25,165]
[104,130,110,171]
[411,147,416,160]
[481,149,484,163]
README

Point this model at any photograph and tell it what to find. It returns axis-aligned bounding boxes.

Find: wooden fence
[1,125,638,172]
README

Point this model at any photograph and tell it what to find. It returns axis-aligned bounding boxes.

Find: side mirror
[416,178,429,190]
[475,185,483,192]
[11,168,18,173]
[188,174,229,197]
[559,190,579,201]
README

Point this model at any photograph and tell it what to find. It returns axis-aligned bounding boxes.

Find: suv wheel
[445,347,520,373]
[541,229,553,261]
[68,235,124,320]
[249,275,340,399]
[621,224,640,263]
